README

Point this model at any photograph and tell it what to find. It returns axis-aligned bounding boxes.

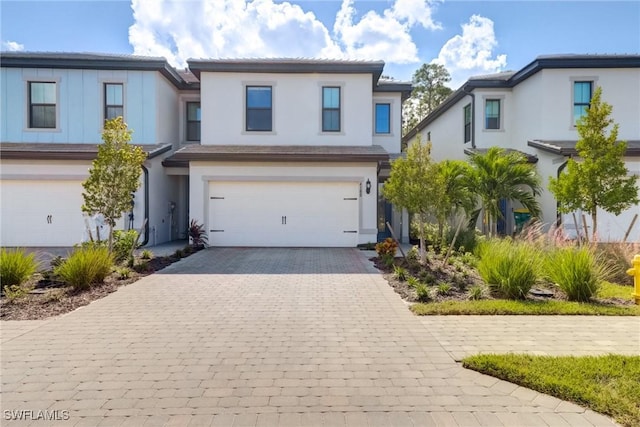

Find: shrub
[3,283,35,302]
[112,229,139,264]
[419,270,436,285]
[393,265,408,281]
[188,219,209,247]
[544,246,607,302]
[407,276,421,289]
[0,248,38,287]
[477,239,541,300]
[411,220,448,250]
[448,227,482,254]
[596,242,638,285]
[406,245,420,262]
[140,249,153,260]
[174,249,184,258]
[55,247,113,290]
[468,284,485,300]
[375,238,398,258]
[437,282,452,295]
[415,283,431,302]
[116,267,132,280]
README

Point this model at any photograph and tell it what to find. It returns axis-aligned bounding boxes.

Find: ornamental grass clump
[544,246,607,302]
[476,238,540,300]
[55,247,113,290]
[0,248,38,287]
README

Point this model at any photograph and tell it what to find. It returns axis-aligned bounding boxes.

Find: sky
[1,0,639,88]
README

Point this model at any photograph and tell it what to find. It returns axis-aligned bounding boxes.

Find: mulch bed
[1,249,200,321]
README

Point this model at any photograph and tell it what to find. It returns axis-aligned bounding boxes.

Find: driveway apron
[1,248,618,426]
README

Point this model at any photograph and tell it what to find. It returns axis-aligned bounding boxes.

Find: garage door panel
[208,181,359,247]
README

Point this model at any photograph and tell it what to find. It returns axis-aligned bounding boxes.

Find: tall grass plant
[55,247,113,290]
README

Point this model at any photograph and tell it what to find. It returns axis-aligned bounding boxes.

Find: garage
[1,180,87,247]
[208,181,360,247]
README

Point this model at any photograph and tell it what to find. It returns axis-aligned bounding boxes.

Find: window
[485,99,500,130]
[104,83,123,121]
[375,103,390,134]
[463,103,471,143]
[186,102,201,141]
[246,86,272,131]
[573,81,593,125]
[29,82,56,128]
[322,86,340,132]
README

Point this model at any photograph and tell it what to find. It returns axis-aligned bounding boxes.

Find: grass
[599,281,635,301]
[462,354,640,427]
[411,299,640,316]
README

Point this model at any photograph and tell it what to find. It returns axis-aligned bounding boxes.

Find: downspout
[462,88,476,149]
[555,159,569,227]
[140,165,150,246]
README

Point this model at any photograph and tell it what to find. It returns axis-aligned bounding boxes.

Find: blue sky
[2,0,639,87]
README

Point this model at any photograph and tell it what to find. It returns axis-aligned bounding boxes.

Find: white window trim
[242,81,277,135]
[23,77,61,132]
[372,98,395,136]
[100,79,127,127]
[179,94,201,144]
[569,76,598,130]
[482,95,505,132]
[318,82,345,136]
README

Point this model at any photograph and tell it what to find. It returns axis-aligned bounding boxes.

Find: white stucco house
[403,55,640,242]
[0,53,411,248]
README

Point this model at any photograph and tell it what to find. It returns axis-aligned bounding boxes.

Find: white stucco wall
[155,77,180,147]
[199,72,374,146]
[189,162,379,245]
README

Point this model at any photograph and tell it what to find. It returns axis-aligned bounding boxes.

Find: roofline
[0,52,190,89]
[375,82,413,101]
[527,139,640,157]
[187,59,385,83]
[403,54,640,141]
[0,143,173,161]
[164,152,389,164]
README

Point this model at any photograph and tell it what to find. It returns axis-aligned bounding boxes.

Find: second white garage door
[208,181,359,247]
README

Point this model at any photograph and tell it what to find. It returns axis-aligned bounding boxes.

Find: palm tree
[468,147,542,236]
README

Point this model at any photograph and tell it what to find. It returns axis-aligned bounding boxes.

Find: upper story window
[375,103,390,134]
[186,102,201,141]
[322,86,341,132]
[485,99,500,130]
[463,103,471,143]
[573,81,593,125]
[29,82,56,128]
[104,83,124,121]
[246,86,272,131]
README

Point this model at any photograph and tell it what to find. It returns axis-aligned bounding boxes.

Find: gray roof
[0,142,173,160]
[162,144,389,166]
[528,139,640,156]
[403,54,640,142]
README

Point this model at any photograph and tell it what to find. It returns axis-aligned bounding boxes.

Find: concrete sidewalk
[1,248,626,426]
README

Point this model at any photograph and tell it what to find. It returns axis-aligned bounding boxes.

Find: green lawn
[411,299,640,315]
[463,354,640,427]
[598,281,635,300]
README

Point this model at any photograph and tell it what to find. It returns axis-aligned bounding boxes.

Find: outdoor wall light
[365,179,372,194]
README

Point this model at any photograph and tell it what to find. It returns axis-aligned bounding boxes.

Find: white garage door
[208,181,359,247]
[1,180,86,247]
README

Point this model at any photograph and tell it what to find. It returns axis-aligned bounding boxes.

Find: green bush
[468,284,485,300]
[55,247,113,290]
[393,265,408,281]
[596,242,637,285]
[447,226,482,254]
[375,238,398,257]
[477,239,540,300]
[415,283,431,302]
[140,249,153,260]
[544,246,607,302]
[113,229,139,264]
[411,220,448,250]
[437,282,452,295]
[0,248,38,287]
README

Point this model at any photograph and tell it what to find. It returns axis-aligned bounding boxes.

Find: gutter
[140,165,150,246]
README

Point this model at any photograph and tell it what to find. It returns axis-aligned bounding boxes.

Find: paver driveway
[1,248,618,426]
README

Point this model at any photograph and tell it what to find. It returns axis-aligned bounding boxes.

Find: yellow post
[627,254,640,305]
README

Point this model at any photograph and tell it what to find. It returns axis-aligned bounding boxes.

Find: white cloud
[2,40,25,51]
[128,0,440,67]
[433,15,507,87]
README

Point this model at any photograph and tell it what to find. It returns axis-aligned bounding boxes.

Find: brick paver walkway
[1,248,622,426]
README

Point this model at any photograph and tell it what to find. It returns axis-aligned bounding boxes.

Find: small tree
[402,63,453,135]
[468,147,542,236]
[383,139,441,263]
[549,87,639,241]
[82,117,147,251]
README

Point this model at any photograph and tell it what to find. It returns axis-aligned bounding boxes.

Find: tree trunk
[108,224,114,253]
[591,208,598,243]
[418,215,426,264]
[444,217,464,265]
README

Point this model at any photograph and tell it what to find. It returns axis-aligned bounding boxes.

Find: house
[403,55,640,242]
[0,53,194,247]
[0,53,411,248]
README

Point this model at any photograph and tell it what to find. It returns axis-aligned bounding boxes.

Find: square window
[29,82,56,128]
[246,86,272,131]
[322,86,340,132]
[375,103,390,134]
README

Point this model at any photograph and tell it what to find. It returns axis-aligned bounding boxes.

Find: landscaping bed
[1,247,199,321]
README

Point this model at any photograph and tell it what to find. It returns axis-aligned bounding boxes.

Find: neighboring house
[162,59,411,247]
[403,55,640,242]
[0,53,411,248]
[0,53,194,247]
